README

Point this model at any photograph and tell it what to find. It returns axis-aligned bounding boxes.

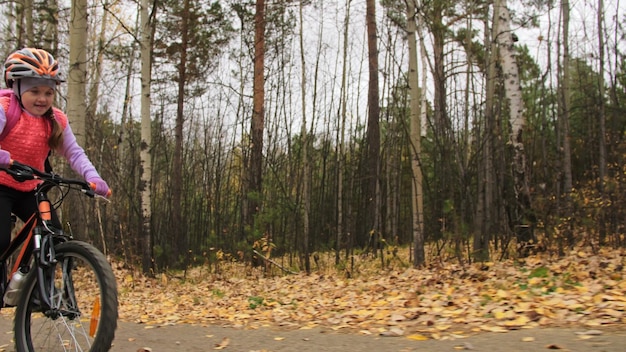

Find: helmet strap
[14,80,25,109]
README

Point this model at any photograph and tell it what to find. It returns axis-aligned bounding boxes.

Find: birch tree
[495,0,536,254]
[139,0,153,274]
[406,0,425,267]
[66,0,89,238]
[67,0,88,146]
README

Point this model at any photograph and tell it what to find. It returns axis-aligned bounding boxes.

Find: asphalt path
[0,314,624,351]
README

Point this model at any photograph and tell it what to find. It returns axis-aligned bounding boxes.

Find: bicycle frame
[0,161,117,351]
[0,175,74,313]
[0,212,38,272]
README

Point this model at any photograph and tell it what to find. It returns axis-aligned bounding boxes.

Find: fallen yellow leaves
[114,246,626,340]
[406,334,429,340]
[213,337,230,350]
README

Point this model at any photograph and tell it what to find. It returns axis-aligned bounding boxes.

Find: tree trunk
[42,0,58,50]
[298,0,310,273]
[474,5,498,262]
[407,1,425,267]
[67,0,88,146]
[336,0,350,265]
[66,0,89,238]
[596,0,607,244]
[558,0,573,250]
[364,0,381,249]
[139,0,154,275]
[495,0,536,255]
[24,0,33,46]
[246,0,265,248]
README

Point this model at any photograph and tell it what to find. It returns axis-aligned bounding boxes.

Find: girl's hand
[88,177,112,198]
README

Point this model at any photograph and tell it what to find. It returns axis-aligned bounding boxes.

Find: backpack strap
[0,89,22,141]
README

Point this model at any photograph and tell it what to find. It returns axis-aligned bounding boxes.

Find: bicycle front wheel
[13,241,118,352]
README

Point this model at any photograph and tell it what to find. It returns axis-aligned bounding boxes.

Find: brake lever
[94,194,112,203]
[80,186,110,203]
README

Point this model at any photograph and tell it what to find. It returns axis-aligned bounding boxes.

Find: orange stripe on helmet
[4,48,60,80]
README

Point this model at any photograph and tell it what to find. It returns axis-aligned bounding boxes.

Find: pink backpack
[0,89,24,141]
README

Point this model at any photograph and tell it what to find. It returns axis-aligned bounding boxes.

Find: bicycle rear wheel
[13,241,118,352]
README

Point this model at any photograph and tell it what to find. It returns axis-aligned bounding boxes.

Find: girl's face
[20,86,54,116]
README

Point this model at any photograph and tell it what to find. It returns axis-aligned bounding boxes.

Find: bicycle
[0,160,118,351]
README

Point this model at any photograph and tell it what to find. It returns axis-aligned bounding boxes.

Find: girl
[0,47,110,256]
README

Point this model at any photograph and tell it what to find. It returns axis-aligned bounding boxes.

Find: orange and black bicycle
[0,160,118,351]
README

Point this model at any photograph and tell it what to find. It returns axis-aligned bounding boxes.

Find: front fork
[33,193,69,314]
[33,225,57,312]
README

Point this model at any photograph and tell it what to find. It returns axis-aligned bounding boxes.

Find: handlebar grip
[89,182,113,198]
[6,159,35,181]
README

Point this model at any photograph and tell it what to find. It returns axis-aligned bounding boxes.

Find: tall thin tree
[336,0,351,265]
[558,0,573,250]
[245,0,265,248]
[596,0,607,244]
[407,0,425,267]
[139,0,154,274]
[66,0,89,238]
[495,0,536,254]
[298,0,311,273]
[67,0,88,146]
[475,2,498,262]
[364,0,381,249]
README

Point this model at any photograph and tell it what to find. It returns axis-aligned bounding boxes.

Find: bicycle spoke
[3,163,117,351]
[14,242,117,351]
[30,314,92,352]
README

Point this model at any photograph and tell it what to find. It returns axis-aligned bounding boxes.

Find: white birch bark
[495,0,535,253]
[495,0,523,148]
[407,0,424,267]
[67,0,88,145]
[139,0,153,274]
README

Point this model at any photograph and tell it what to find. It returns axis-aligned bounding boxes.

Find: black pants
[0,184,61,255]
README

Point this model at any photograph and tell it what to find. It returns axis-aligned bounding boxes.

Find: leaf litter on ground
[115,246,626,341]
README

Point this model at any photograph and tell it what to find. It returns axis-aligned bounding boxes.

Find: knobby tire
[13,241,118,352]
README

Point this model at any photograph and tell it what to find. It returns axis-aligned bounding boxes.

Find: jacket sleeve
[58,123,101,180]
[0,106,7,136]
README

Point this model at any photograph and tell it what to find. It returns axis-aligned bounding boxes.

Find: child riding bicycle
[0,47,111,259]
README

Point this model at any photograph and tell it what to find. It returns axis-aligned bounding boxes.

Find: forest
[0,0,624,275]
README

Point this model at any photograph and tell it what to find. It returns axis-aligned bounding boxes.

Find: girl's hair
[46,108,63,149]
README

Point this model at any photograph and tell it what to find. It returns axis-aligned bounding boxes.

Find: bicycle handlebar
[3,160,105,199]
